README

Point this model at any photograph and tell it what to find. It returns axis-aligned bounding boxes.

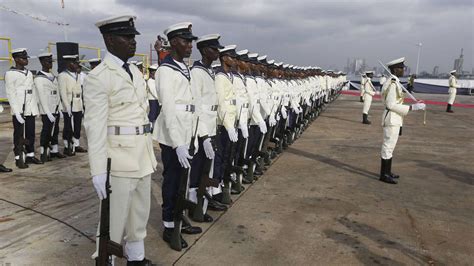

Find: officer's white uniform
[362,76,376,115]
[448,71,459,105]
[85,15,157,261]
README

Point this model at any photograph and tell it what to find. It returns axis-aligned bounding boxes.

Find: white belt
[175,104,195,112]
[227,99,236,105]
[202,104,218,111]
[107,124,151,135]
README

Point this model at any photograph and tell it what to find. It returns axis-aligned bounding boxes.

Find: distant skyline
[0,0,473,73]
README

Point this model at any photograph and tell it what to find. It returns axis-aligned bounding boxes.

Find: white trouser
[362,95,372,114]
[448,88,456,104]
[381,126,400,159]
[93,174,151,261]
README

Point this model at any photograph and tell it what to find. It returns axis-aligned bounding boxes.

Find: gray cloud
[1,0,472,74]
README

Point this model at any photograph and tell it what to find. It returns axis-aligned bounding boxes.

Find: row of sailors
[4,49,89,169]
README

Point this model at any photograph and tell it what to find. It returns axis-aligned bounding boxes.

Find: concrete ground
[0,92,473,266]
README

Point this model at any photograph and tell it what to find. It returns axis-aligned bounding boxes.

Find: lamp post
[415,42,422,75]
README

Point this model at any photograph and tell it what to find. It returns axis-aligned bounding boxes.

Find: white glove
[281,106,287,119]
[47,113,55,123]
[176,145,192,168]
[227,128,238,142]
[203,138,215,159]
[276,113,281,121]
[258,121,267,134]
[269,116,277,127]
[293,107,301,114]
[15,113,25,124]
[411,103,426,111]
[305,99,311,105]
[92,174,107,200]
[60,112,64,119]
[375,91,380,95]
[239,121,249,139]
[298,106,303,113]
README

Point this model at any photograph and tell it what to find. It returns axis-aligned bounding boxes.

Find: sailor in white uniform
[5,48,42,168]
[446,70,459,113]
[362,71,375,124]
[35,52,66,162]
[380,57,425,184]
[84,15,157,265]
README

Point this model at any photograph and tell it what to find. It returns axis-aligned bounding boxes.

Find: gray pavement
[0,93,473,265]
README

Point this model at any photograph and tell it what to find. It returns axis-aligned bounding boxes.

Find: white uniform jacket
[58,70,83,113]
[34,71,62,115]
[190,61,218,137]
[215,69,237,130]
[83,53,157,178]
[5,68,39,116]
[154,55,195,148]
[381,77,410,127]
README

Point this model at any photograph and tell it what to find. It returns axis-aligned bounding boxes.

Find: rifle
[221,106,243,204]
[192,115,220,222]
[170,117,199,251]
[96,158,124,265]
[16,90,28,166]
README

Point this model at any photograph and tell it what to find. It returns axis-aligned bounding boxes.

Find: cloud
[0,0,472,73]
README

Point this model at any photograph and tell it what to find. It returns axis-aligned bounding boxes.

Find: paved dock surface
[0,93,473,265]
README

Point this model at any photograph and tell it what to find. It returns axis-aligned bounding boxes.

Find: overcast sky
[0,0,473,74]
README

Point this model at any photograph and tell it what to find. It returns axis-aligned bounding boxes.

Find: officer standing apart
[446,70,459,113]
[380,57,425,184]
[84,15,157,265]
[189,34,224,221]
[154,22,202,249]
[362,71,375,125]
[35,52,66,162]
[58,54,87,155]
[5,48,43,168]
[146,64,160,129]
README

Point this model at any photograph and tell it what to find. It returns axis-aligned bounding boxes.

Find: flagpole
[61,0,68,41]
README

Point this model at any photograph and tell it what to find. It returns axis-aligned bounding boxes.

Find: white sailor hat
[247,53,258,64]
[95,15,140,35]
[130,60,137,64]
[283,64,289,68]
[62,54,79,60]
[196,34,224,50]
[275,62,283,67]
[236,49,250,62]
[148,64,158,70]
[11,48,29,58]
[219,45,238,57]
[136,61,143,66]
[257,55,267,61]
[38,52,53,58]
[164,22,197,41]
[386,57,405,68]
[267,59,275,64]
[88,58,101,64]
[365,70,374,74]
[449,70,456,74]
[236,49,248,56]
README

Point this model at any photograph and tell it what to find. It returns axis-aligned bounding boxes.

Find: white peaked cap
[236,49,248,56]
[219,44,237,53]
[386,57,405,67]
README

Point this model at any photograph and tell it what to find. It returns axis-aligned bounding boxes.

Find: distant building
[432,66,439,76]
[453,48,464,73]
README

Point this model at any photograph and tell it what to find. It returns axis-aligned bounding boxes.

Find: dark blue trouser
[213,126,231,182]
[160,143,184,223]
[246,125,260,160]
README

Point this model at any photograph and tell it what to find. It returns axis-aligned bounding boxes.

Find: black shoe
[207,199,228,211]
[202,213,214,223]
[50,152,67,159]
[379,175,398,184]
[15,159,28,169]
[75,146,88,153]
[181,225,202,234]
[162,228,188,249]
[387,158,399,179]
[242,176,253,184]
[64,147,75,156]
[26,157,43,164]
[127,258,156,266]
[362,114,371,124]
[0,164,12,172]
[40,152,48,163]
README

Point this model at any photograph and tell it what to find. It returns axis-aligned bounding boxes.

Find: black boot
[379,158,397,184]
[0,164,12,172]
[387,158,399,179]
[446,104,454,113]
[162,228,188,249]
[362,114,371,124]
